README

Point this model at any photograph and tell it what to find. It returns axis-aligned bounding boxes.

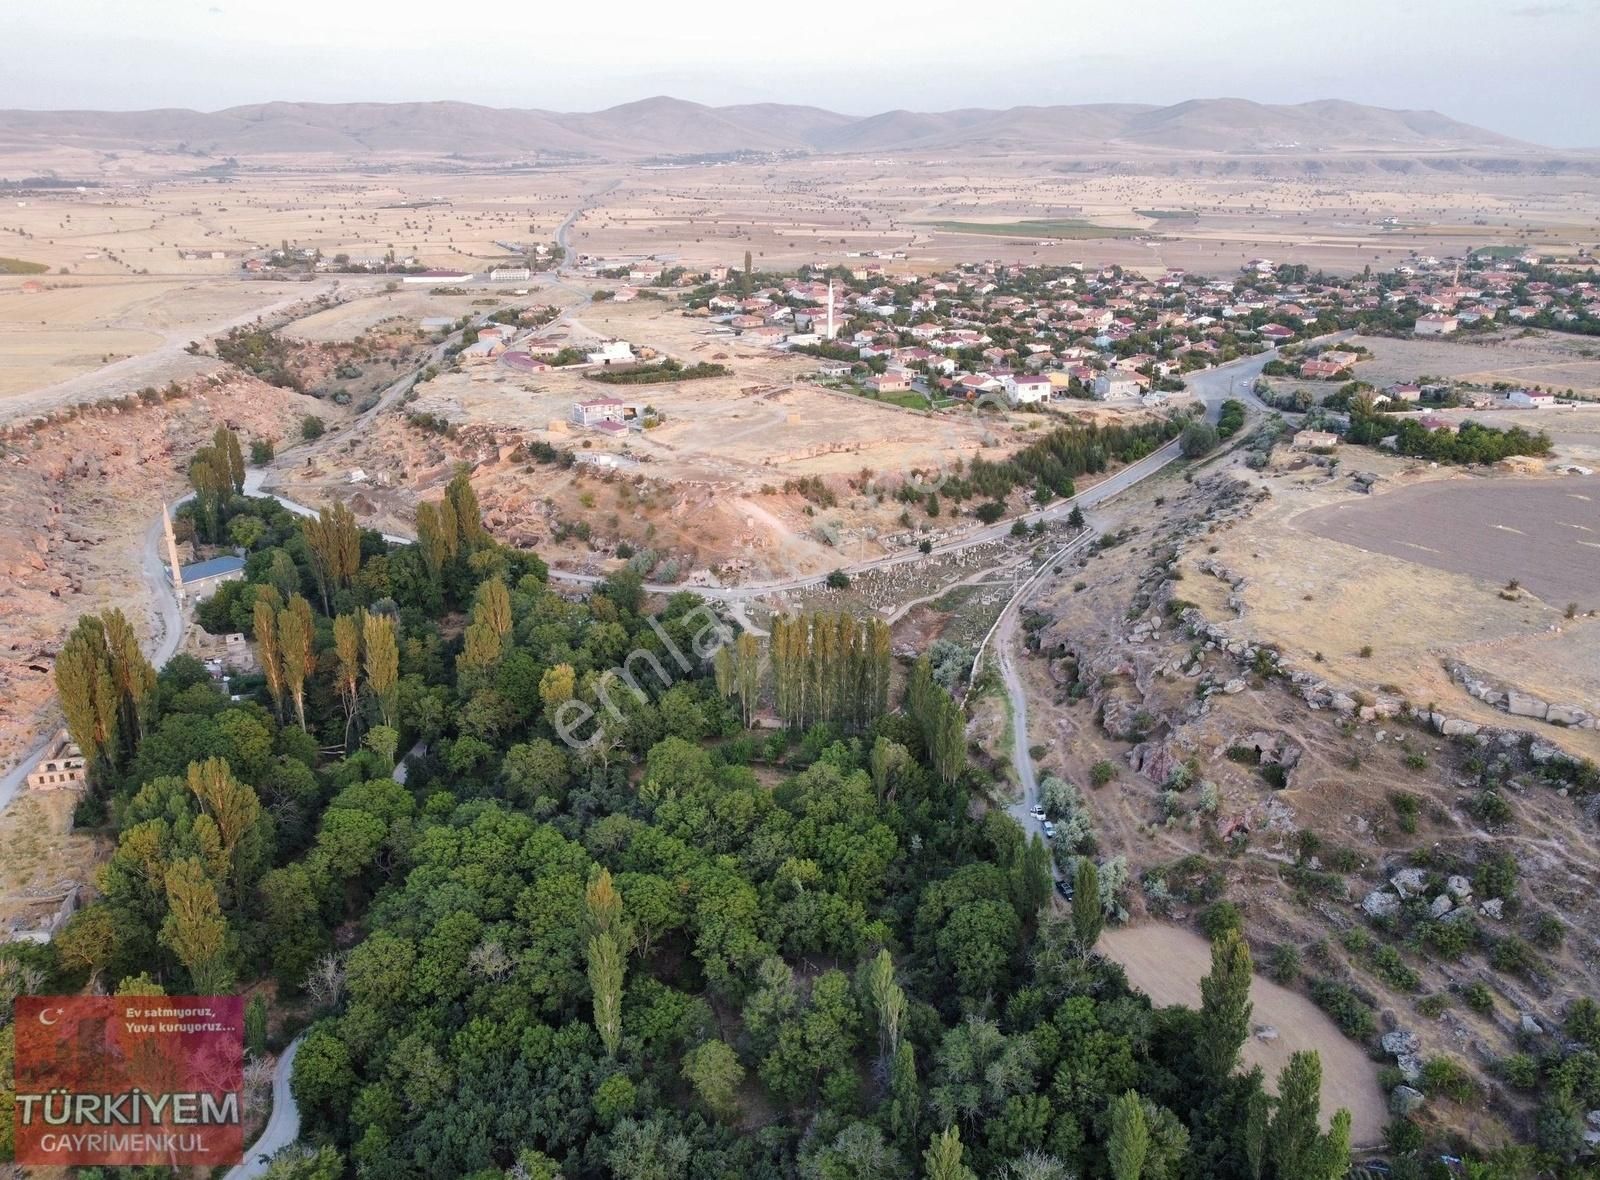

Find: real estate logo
[13,995,244,1167]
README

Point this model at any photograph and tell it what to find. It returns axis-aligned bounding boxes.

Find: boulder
[1520,1012,1543,1036]
[1391,868,1427,898]
[1505,691,1548,720]
[1529,741,1562,765]
[1382,1029,1421,1058]
[1363,890,1400,919]
[1441,718,1480,738]
[1254,1025,1279,1042]
[1429,894,1455,919]
[1447,875,1473,901]
[1390,1086,1425,1118]
[1480,898,1505,920]
[1546,704,1589,727]
[1223,679,1246,695]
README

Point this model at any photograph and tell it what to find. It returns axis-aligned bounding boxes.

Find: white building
[1413,313,1459,336]
[489,266,532,282]
[571,398,627,426]
[1506,389,1555,409]
[586,340,634,366]
[1092,372,1142,400]
[1004,374,1052,406]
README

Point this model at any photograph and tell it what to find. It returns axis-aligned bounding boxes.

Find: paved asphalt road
[226,1034,303,1180]
[983,345,1288,859]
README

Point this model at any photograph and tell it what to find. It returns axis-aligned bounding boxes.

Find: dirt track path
[1102,923,1386,1146]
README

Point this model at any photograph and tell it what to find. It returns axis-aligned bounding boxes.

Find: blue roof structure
[179,555,246,585]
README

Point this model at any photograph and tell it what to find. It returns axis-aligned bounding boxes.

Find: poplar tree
[55,610,155,775]
[416,500,452,580]
[1109,1090,1149,1180]
[734,632,761,727]
[864,948,905,1062]
[888,1039,919,1153]
[187,757,261,902]
[1269,1052,1351,1180]
[1073,858,1103,952]
[1198,929,1254,1082]
[445,466,485,551]
[277,595,315,732]
[253,592,286,723]
[363,613,399,729]
[333,612,363,749]
[303,501,360,612]
[922,1126,975,1180]
[213,425,246,493]
[584,869,628,1057]
[161,857,231,994]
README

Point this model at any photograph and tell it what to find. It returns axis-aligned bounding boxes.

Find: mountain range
[0,95,1541,160]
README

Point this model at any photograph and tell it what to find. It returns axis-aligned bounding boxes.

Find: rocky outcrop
[1447,661,1596,732]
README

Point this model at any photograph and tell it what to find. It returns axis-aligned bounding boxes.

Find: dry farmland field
[1294,476,1600,607]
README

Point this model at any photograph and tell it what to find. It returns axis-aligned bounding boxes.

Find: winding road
[226,1034,303,1180]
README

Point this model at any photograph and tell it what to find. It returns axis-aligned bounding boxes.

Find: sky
[5,0,1598,147]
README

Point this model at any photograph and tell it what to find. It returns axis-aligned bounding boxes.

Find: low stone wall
[1446,661,1595,732]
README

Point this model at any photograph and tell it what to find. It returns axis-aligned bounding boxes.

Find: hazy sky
[6,0,1598,147]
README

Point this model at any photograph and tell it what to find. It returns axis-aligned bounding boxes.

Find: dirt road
[1102,924,1385,1145]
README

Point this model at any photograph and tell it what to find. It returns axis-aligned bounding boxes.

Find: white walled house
[1004,374,1052,406]
[1506,389,1555,408]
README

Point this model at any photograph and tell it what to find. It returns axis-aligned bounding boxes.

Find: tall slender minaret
[826,278,835,341]
[162,502,185,602]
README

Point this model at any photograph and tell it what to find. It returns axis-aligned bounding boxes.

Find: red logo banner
[13,996,244,1167]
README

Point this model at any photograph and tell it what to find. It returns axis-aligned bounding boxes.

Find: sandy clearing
[1101,923,1386,1145]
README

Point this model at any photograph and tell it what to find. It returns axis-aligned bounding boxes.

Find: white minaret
[162,502,185,602]
[826,278,835,340]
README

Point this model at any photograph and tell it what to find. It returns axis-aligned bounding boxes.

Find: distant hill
[0,95,1539,161]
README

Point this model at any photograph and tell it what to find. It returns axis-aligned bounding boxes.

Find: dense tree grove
[9,458,1382,1180]
[1345,412,1552,465]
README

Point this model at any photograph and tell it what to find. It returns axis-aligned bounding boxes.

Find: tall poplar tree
[1198,929,1253,1082]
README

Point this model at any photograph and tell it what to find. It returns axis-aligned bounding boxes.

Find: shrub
[1531,913,1565,951]
[1311,977,1378,1040]
[825,570,850,590]
[1358,644,1373,658]
[1420,1056,1475,1103]
[1461,981,1494,1014]
[1497,1053,1540,1089]
[1389,791,1419,834]
[249,438,275,465]
[300,414,325,440]
[1180,419,1219,458]
[1199,900,1242,940]
[1089,760,1117,787]
[1490,936,1538,978]
[1371,944,1421,992]
[1467,789,1513,829]
[1268,943,1301,984]
[1474,850,1519,900]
